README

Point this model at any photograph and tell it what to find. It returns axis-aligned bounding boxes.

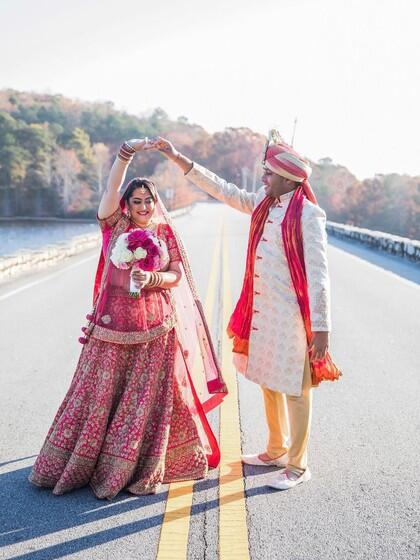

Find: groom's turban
[264,143,312,183]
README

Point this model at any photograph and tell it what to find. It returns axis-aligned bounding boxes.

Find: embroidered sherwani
[186,163,331,397]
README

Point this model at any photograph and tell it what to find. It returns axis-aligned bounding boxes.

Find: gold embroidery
[91,313,177,345]
[96,208,224,388]
[98,206,123,231]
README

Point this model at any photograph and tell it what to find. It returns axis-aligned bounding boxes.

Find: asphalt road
[1,202,419,560]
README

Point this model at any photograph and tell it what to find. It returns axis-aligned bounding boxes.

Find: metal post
[291,117,298,147]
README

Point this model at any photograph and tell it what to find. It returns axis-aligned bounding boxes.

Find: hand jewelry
[147,272,164,288]
[117,142,136,163]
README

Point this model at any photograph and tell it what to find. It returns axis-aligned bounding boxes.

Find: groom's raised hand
[149,137,193,174]
[148,137,178,158]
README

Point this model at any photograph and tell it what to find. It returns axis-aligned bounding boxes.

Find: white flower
[119,248,134,263]
[110,233,134,267]
[134,247,147,260]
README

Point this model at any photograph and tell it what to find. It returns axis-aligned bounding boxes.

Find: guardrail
[0,205,194,282]
[326,221,420,263]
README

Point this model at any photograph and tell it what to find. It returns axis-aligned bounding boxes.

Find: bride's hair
[122,178,157,203]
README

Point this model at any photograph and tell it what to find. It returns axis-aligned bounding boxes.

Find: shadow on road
[0,465,167,556]
[0,460,274,559]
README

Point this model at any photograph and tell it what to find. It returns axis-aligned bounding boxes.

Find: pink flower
[126,230,150,251]
[126,229,163,271]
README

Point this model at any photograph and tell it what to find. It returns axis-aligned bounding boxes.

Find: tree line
[0,89,418,239]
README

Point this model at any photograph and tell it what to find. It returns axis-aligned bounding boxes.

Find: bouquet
[110,230,163,296]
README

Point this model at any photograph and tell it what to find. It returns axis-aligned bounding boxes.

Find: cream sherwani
[186,163,331,397]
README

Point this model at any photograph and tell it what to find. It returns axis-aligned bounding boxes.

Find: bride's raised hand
[126,138,154,152]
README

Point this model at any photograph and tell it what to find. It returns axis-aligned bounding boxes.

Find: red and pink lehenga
[29,196,227,499]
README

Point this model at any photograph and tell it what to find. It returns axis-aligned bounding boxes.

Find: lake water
[0,220,99,256]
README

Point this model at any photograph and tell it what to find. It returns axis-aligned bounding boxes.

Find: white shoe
[241,453,288,468]
[267,468,311,490]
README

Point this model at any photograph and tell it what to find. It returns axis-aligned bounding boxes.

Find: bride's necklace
[129,219,157,232]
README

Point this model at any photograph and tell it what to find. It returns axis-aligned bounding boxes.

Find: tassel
[79,307,96,344]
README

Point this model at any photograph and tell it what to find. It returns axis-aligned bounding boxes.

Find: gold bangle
[147,272,158,288]
[147,272,163,288]
[120,146,134,157]
[124,141,136,153]
[119,151,133,161]
[118,142,135,163]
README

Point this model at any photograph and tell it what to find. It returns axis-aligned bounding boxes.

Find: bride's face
[128,187,156,227]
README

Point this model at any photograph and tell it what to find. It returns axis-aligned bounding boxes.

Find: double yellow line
[156,212,250,559]
[219,219,250,559]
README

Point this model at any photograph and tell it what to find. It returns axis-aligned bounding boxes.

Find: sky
[0,0,419,179]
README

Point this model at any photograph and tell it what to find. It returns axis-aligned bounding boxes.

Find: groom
[150,135,339,490]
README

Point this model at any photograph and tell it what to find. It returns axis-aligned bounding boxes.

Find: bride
[29,139,227,499]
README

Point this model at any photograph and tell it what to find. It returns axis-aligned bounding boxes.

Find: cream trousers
[261,355,312,472]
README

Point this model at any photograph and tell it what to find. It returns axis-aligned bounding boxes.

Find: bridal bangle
[147,272,164,288]
[117,142,136,163]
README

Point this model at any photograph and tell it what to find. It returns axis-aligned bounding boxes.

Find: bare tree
[92,142,110,194]
[54,148,81,212]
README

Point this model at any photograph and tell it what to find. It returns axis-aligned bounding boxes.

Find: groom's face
[262,168,296,198]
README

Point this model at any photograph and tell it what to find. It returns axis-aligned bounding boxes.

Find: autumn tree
[0,88,418,238]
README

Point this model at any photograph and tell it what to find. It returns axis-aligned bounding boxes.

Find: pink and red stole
[227,183,341,386]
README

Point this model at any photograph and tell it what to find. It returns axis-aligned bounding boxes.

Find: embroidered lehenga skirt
[29,289,209,499]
